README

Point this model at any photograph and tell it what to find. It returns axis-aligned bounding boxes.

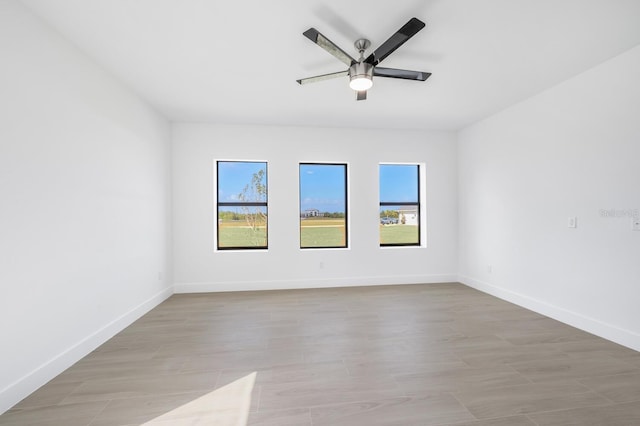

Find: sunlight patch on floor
[142,372,256,426]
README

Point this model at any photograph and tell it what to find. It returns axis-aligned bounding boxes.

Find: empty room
[1,0,639,425]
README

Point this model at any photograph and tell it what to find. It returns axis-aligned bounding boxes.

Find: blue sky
[218,162,418,212]
[379,164,418,202]
[299,164,346,213]
[217,161,267,202]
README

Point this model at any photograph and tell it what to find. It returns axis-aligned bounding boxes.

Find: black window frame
[216,160,268,251]
[299,162,348,249]
[379,163,421,247]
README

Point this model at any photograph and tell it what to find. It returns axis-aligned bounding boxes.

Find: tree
[238,169,267,245]
[380,209,399,219]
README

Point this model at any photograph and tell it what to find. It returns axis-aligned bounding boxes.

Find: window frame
[299,162,349,250]
[379,163,422,248]
[215,160,268,251]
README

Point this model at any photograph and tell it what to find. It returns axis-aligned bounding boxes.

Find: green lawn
[217,219,418,248]
[300,226,346,248]
[300,218,346,247]
[218,224,267,248]
[380,225,419,245]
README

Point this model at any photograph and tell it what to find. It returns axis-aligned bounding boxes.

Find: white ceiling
[22,0,640,130]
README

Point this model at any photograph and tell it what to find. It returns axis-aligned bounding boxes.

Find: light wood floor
[3,283,640,425]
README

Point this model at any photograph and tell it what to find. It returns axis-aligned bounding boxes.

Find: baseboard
[174,274,458,294]
[0,286,174,415]
[458,275,640,352]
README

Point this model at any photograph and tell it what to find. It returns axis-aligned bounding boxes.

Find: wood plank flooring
[2,283,640,425]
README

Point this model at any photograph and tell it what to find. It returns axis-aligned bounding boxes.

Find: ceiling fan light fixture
[349,62,373,91]
[349,75,373,91]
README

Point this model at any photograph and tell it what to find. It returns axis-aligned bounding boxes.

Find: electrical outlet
[568,217,577,228]
[319,261,325,269]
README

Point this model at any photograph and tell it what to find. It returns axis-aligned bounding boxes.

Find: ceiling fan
[296,17,431,101]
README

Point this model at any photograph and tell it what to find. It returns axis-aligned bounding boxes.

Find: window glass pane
[379,164,420,246]
[218,206,267,248]
[216,161,267,250]
[218,161,267,203]
[379,164,418,202]
[300,163,347,248]
[379,204,419,245]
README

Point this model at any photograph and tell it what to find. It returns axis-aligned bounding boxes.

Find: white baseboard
[459,275,640,352]
[0,286,174,415]
[174,274,458,294]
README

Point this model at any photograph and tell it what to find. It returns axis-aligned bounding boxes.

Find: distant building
[301,208,323,218]
[397,207,418,225]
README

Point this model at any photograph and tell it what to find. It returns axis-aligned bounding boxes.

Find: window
[379,164,420,246]
[299,163,348,249]
[216,161,268,250]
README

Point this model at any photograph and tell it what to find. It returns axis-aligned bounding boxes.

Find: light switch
[633,218,640,231]
[568,217,577,228]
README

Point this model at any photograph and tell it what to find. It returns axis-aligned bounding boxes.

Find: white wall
[458,45,640,350]
[0,1,172,413]
[172,123,458,292]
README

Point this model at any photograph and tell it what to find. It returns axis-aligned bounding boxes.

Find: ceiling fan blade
[373,67,431,81]
[365,18,425,66]
[297,70,349,85]
[303,28,356,66]
[356,90,367,101]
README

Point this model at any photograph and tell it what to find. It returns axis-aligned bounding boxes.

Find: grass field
[300,218,346,248]
[218,218,418,247]
[218,219,267,248]
[379,224,419,245]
